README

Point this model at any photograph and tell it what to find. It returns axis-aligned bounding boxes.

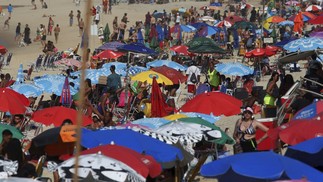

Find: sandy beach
[0,0,308,181]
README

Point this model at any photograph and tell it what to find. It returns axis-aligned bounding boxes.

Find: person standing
[121,13,128,24]
[54,24,60,44]
[208,59,221,91]
[118,20,126,40]
[47,17,54,35]
[105,65,122,110]
[94,12,100,25]
[76,10,81,25]
[23,24,31,45]
[69,10,74,27]
[79,18,84,37]
[7,4,12,17]
[3,17,10,30]
[15,22,21,41]
[40,24,47,47]
[186,61,201,94]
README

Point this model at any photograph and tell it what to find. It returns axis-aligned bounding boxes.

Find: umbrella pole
[123,51,131,123]
[73,0,92,181]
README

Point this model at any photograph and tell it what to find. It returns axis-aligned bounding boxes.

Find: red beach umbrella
[224,15,245,24]
[0,45,7,55]
[151,66,187,84]
[31,106,92,126]
[180,92,242,116]
[92,50,125,60]
[170,45,194,56]
[0,88,30,114]
[309,15,323,24]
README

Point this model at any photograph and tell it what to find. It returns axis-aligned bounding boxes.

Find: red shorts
[187,84,196,93]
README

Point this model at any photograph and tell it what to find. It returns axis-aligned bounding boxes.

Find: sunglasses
[243,111,253,115]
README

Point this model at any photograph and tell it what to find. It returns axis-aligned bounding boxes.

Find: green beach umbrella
[0,123,23,141]
[186,37,217,48]
[188,44,226,54]
[232,21,256,30]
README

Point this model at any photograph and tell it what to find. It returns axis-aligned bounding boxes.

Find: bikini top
[238,120,256,135]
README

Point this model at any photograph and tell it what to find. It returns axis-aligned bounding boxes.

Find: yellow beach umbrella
[131,70,173,85]
[164,113,187,120]
[266,16,285,23]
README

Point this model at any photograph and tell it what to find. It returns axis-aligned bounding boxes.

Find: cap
[243,107,254,114]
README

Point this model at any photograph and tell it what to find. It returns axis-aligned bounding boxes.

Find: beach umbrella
[285,1,300,5]
[92,50,124,60]
[283,37,323,52]
[190,22,209,29]
[131,70,173,85]
[15,64,24,84]
[34,74,78,95]
[200,16,215,22]
[103,23,110,43]
[292,100,323,120]
[224,15,245,24]
[11,83,43,98]
[278,50,316,64]
[151,77,169,117]
[58,153,146,181]
[72,69,109,85]
[81,129,184,168]
[0,88,30,114]
[61,144,162,179]
[278,20,294,26]
[215,62,254,76]
[59,77,72,107]
[31,106,93,127]
[187,37,225,53]
[97,41,125,51]
[1,178,40,182]
[102,62,126,70]
[266,16,286,23]
[152,11,163,19]
[0,45,7,55]
[117,42,157,55]
[31,125,77,156]
[170,24,196,33]
[245,47,277,58]
[0,123,23,142]
[285,137,323,167]
[147,60,187,71]
[309,31,323,38]
[132,118,170,130]
[274,38,297,48]
[200,151,323,182]
[193,25,220,37]
[170,45,193,56]
[163,113,188,121]
[308,15,323,24]
[214,20,232,28]
[180,92,242,116]
[306,5,322,12]
[151,66,187,84]
[232,21,256,29]
[179,112,221,123]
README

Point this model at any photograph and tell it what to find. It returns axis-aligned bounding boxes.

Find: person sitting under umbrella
[0,129,12,156]
[233,107,269,153]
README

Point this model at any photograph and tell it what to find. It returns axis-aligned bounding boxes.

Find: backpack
[190,68,198,84]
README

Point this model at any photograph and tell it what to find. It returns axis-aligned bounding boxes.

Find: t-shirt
[107,73,121,93]
[208,69,220,87]
[186,65,200,85]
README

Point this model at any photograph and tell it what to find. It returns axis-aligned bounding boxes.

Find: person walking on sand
[76,10,81,25]
[7,4,12,17]
[54,24,60,44]
[79,18,84,37]
[15,22,21,41]
[48,17,54,35]
[3,17,10,30]
[31,0,37,9]
[69,10,74,27]
[40,24,47,47]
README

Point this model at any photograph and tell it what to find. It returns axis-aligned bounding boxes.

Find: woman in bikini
[233,107,269,152]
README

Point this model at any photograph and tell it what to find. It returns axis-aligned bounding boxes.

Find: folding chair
[35,155,47,177]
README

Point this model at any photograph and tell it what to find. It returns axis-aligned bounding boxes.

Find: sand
[0,0,306,181]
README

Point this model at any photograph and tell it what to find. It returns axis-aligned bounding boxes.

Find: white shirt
[95,13,100,21]
[186,65,200,85]
[176,15,181,23]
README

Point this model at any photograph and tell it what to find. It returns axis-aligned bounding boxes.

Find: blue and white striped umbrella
[34,75,78,96]
[179,112,221,124]
[132,118,170,130]
[283,37,323,52]
[102,62,127,70]
[119,66,148,77]
[278,20,294,26]
[146,60,187,71]
[317,55,323,63]
[15,64,25,84]
[215,62,254,76]
[11,83,43,97]
[72,69,110,85]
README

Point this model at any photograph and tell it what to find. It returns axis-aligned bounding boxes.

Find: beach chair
[5,53,12,66]
[35,55,44,71]
[35,155,47,177]
[233,87,249,100]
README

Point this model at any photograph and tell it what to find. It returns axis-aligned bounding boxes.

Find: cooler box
[256,117,277,151]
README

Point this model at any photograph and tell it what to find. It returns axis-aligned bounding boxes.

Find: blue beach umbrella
[274,38,297,48]
[97,41,125,51]
[292,100,323,120]
[81,128,184,168]
[215,62,254,76]
[117,42,158,55]
[132,118,170,130]
[34,75,78,96]
[179,112,221,123]
[15,64,24,84]
[283,37,323,52]
[201,151,323,182]
[137,28,144,44]
[278,20,294,26]
[146,60,187,71]
[285,137,323,167]
[11,83,43,97]
[102,62,126,70]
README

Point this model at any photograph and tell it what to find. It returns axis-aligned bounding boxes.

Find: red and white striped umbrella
[306,5,322,12]
[214,20,232,28]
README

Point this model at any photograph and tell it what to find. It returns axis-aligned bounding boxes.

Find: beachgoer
[186,61,200,94]
[76,10,81,25]
[0,129,12,156]
[7,4,12,17]
[208,59,220,91]
[264,71,280,107]
[15,22,21,42]
[12,114,24,130]
[121,13,128,24]
[31,0,37,9]
[23,24,31,44]
[233,107,269,153]
[111,17,119,41]
[106,65,122,108]
[79,18,84,37]
[69,10,74,26]
[94,12,100,25]
[102,0,108,14]
[118,20,126,40]
[304,62,323,101]
[40,24,47,47]
[54,24,60,44]
[47,17,54,35]
[3,17,10,30]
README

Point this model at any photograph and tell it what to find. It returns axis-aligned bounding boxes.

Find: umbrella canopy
[131,70,173,85]
[31,106,93,126]
[31,125,77,156]
[0,45,7,55]
[180,92,242,116]
[0,88,30,114]
[59,77,72,106]
[163,113,188,120]
[278,20,294,26]
[283,37,323,52]
[231,21,256,30]
[278,50,316,64]
[186,37,217,47]
[215,62,254,76]
[224,15,245,24]
[285,1,300,5]
[97,41,125,51]
[0,123,23,142]
[170,24,196,33]
[306,5,322,12]
[58,153,146,182]
[179,112,221,123]
[92,50,124,60]
[151,66,187,84]
[267,16,286,23]
[33,74,78,96]
[292,100,323,120]
[170,45,193,56]
[285,137,323,167]
[274,38,297,48]
[200,16,215,22]
[200,151,323,182]
[195,25,220,36]
[308,15,323,24]
[187,38,226,53]
[147,60,187,71]
[245,47,277,58]
[68,144,162,178]
[11,83,43,98]
[117,42,157,55]
[309,31,323,38]
[132,118,170,130]
[214,20,232,28]
[81,129,184,168]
